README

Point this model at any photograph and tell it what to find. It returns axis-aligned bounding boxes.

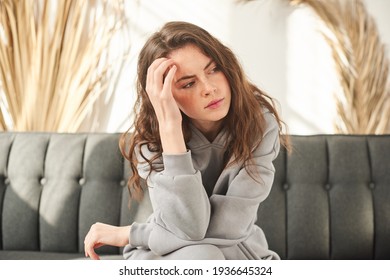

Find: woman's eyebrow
[175,60,214,84]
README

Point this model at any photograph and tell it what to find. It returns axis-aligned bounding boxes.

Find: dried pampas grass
[0,0,130,132]
[289,0,390,134]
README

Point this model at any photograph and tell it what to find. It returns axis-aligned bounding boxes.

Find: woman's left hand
[84,222,131,260]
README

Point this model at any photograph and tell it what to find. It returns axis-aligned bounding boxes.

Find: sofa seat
[1,132,389,259]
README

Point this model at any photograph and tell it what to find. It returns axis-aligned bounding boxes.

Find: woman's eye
[210,66,219,73]
[183,81,195,89]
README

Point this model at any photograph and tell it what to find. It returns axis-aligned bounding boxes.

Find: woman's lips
[205,98,224,109]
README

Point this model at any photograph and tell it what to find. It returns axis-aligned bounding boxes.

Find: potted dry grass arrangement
[0,0,130,132]
[288,0,390,134]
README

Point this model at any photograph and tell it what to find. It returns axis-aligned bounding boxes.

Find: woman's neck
[191,119,224,142]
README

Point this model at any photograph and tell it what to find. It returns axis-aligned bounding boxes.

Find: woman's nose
[201,80,216,96]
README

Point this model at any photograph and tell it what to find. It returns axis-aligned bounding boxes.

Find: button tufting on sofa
[79,177,86,186]
[324,184,331,190]
[0,132,389,260]
[40,177,47,185]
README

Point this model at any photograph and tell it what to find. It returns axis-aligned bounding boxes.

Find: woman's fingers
[84,237,101,260]
[145,58,182,125]
[84,223,131,260]
[85,246,101,260]
[146,58,165,92]
[161,65,177,99]
[84,223,106,260]
[146,58,174,95]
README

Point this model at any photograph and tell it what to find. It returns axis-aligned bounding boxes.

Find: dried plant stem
[289,0,390,134]
[0,0,130,132]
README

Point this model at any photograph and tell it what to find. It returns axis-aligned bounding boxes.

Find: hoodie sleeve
[205,111,280,240]
[129,145,211,251]
[128,111,280,256]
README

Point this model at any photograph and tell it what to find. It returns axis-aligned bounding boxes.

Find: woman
[84,21,289,260]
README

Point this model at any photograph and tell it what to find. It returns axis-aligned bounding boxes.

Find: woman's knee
[170,244,225,260]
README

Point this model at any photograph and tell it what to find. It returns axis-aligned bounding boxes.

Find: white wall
[91,0,390,135]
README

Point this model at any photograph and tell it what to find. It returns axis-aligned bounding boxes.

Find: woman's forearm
[159,123,187,154]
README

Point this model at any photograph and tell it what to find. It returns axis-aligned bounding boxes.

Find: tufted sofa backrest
[258,135,390,259]
[0,133,389,259]
[0,132,151,256]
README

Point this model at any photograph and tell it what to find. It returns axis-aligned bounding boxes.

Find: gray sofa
[0,132,389,259]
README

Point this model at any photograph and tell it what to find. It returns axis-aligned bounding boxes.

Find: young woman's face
[168,44,231,135]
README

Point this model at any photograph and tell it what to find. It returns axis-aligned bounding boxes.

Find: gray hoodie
[123,109,280,260]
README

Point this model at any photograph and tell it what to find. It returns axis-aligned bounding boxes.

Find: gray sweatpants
[124,244,226,260]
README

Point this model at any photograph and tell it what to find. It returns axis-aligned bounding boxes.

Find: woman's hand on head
[146,58,182,128]
[84,222,131,260]
[145,58,187,154]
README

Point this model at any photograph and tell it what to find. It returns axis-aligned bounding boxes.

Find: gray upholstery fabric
[0,132,134,259]
[258,135,390,260]
[0,132,389,259]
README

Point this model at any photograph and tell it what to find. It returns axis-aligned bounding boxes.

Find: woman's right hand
[145,58,187,154]
[146,58,181,128]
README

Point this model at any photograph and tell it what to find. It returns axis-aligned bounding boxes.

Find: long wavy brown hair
[120,21,289,201]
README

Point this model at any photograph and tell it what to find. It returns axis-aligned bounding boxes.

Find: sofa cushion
[1,132,389,259]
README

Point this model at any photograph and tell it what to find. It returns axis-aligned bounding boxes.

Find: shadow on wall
[228,0,292,132]
[229,0,339,135]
